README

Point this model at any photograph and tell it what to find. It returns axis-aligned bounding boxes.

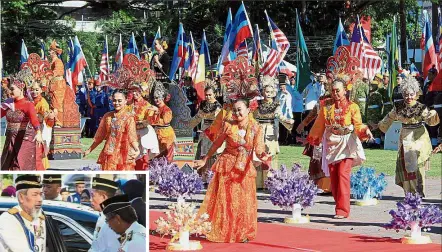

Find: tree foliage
[1,0,436,74]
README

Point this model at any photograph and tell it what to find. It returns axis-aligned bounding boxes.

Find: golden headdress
[220,56,260,101]
[326,46,362,91]
[19,53,54,88]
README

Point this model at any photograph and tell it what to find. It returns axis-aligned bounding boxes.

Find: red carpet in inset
[150,211,441,252]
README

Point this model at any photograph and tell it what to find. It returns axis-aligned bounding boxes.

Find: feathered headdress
[326,46,362,91]
[153,81,169,101]
[204,79,218,90]
[12,68,34,90]
[20,53,54,88]
[102,54,155,90]
[220,56,260,101]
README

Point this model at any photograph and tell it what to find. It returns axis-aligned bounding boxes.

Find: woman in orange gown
[48,40,67,127]
[150,83,175,162]
[194,99,270,243]
[84,89,140,171]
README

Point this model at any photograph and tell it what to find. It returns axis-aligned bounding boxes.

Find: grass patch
[1,136,440,177]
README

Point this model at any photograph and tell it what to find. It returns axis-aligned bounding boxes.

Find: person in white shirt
[43,174,62,201]
[89,177,120,252]
[302,73,326,134]
[0,175,46,252]
[101,195,146,252]
[276,74,293,145]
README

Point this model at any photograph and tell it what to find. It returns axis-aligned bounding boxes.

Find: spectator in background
[1,186,16,197]
[80,189,92,206]
[276,74,293,145]
[287,75,304,145]
[122,179,146,227]
[302,73,325,135]
[60,188,70,201]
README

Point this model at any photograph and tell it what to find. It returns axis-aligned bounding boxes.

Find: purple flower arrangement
[76,164,101,171]
[150,157,204,199]
[384,193,442,232]
[350,167,387,200]
[265,164,319,209]
[149,157,180,185]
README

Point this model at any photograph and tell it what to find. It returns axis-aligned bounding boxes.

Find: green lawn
[1,136,441,177]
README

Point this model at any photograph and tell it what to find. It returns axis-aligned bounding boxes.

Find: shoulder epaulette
[7,208,19,215]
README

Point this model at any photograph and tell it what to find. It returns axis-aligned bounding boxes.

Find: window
[53,219,90,252]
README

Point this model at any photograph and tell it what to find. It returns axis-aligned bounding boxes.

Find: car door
[45,215,68,252]
[49,212,93,252]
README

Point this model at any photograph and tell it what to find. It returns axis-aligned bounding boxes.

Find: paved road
[149,176,442,244]
[48,159,97,170]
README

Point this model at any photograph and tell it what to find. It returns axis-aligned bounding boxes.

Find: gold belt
[327,125,354,135]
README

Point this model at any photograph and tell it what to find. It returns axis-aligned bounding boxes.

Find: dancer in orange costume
[84,89,140,171]
[1,78,43,170]
[194,57,270,243]
[150,82,175,162]
[128,85,160,170]
[308,79,373,218]
[48,40,66,127]
[31,82,55,169]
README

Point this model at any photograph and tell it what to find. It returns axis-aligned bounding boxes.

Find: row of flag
[18,6,442,94]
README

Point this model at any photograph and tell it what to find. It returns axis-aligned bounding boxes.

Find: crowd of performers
[1,38,441,242]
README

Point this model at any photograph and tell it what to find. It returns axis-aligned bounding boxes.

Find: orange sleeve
[307,106,326,146]
[253,124,266,158]
[127,116,138,145]
[204,109,225,142]
[53,59,65,76]
[350,103,369,141]
[205,122,230,158]
[93,113,109,144]
[151,106,173,125]
[41,99,55,127]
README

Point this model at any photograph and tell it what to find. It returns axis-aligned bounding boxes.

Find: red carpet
[150,210,441,252]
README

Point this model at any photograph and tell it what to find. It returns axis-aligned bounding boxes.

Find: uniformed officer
[43,174,62,201]
[88,177,120,252]
[182,76,198,117]
[378,72,393,118]
[75,82,88,117]
[122,180,146,227]
[366,80,384,148]
[351,78,369,122]
[0,175,46,252]
[67,179,85,203]
[101,195,146,252]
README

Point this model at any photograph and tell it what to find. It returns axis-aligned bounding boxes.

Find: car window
[53,219,90,252]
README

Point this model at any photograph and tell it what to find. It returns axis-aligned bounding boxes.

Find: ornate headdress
[204,79,218,91]
[326,46,362,91]
[103,54,155,91]
[153,81,168,100]
[220,56,260,101]
[50,40,63,55]
[20,53,54,88]
[261,75,278,98]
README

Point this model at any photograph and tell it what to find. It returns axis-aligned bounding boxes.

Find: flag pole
[106,35,109,75]
[76,36,93,78]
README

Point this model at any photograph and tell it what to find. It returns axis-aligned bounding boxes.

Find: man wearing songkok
[88,177,119,252]
[43,174,62,201]
[67,178,85,203]
[122,179,146,227]
[101,195,146,252]
[0,175,46,252]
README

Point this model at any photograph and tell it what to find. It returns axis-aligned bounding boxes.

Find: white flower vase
[167,229,203,251]
[355,187,378,206]
[284,203,310,224]
[179,230,190,246]
[400,222,432,244]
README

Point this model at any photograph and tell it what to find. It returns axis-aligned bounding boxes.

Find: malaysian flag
[236,40,248,59]
[261,48,281,77]
[99,39,109,83]
[278,61,294,78]
[114,34,123,71]
[261,11,290,76]
[350,16,382,80]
